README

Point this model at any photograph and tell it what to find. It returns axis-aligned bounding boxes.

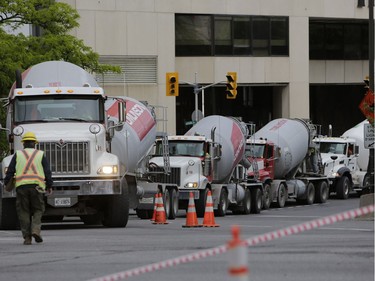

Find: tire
[0,197,19,230]
[168,188,179,220]
[242,188,252,215]
[102,181,129,227]
[251,188,262,214]
[262,183,272,210]
[315,181,329,203]
[276,184,287,208]
[196,188,209,218]
[215,189,228,217]
[163,190,171,219]
[336,176,350,199]
[305,182,315,205]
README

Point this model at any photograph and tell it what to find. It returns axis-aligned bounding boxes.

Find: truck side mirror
[108,120,115,139]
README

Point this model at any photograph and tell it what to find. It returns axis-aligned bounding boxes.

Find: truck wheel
[305,182,315,205]
[315,181,328,203]
[215,189,228,217]
[251,188,262,214]
[102,182,129,227]
[196,188,209,218]
[276,184,287,208]
[163,190,171,219]
[0,197,19,230]
[242,188,252,215]
[262,183,272,210]
[336,176,350,199]
[168,188,179,220]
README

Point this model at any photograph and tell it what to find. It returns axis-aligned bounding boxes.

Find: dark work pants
[15,186,45,239]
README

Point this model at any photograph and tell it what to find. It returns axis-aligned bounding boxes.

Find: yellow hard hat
[21,132,38,143]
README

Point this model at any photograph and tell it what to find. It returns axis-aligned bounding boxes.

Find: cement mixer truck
[246,118,329,208]
[136,115,264,219]
[0,61,157,229]
[313,120,370,199]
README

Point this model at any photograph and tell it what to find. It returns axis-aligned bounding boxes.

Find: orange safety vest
[15,148,46,189]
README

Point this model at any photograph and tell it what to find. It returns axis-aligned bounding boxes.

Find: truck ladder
[153,105,170,175]
[246,122,260,181]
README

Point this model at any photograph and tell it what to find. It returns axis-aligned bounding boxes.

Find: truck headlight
[97,165,118,175]
[331,172,339,178]
[186,182,198,188]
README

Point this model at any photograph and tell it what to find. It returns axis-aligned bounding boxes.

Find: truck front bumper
[1,178,121,199]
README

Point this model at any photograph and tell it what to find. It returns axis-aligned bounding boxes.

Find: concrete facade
[60,0,371,134]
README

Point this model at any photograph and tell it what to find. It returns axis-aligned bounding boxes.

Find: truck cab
[0,61,132,230]
[246,138,276,182]
[313,136,363,199]
[137,135,216,219]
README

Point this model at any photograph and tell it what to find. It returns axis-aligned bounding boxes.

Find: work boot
[23,237,32,245]
[32,232,43,243]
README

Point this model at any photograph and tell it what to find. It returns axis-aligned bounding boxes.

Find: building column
[287,16,310,119]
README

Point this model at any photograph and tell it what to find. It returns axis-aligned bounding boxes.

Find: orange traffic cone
[152,192,168,224]
[150,193,158,221]
[182,192,202,228]
[202,190,219,227]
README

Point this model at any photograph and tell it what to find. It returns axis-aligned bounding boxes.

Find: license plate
[54,197,71,207]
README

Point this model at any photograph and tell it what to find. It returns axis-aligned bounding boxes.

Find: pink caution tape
[88,204,374,281]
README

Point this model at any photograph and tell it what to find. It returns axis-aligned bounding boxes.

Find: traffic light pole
[181,77,226,122]
[367,0,374,192]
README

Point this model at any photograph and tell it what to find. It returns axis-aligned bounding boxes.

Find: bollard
[227,225,249,281]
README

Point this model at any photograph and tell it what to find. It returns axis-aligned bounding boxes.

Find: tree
[0,0,120,158]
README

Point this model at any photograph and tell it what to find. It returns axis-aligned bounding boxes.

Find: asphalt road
[0,195,373,281]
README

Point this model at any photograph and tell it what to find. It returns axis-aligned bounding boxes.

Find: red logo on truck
[231,123,245,165]
[107,99,155,141]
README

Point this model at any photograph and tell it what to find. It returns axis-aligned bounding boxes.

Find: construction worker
[3,132,53,245]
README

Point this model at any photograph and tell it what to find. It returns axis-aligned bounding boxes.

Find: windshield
[155,141,205,157]
[14,95,105,123]
[319,142,346,154]
[245,144,265,158]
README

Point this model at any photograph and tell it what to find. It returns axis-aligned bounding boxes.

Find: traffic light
[166,72,179,96]
[364,76,370,89]
[226,72,237,99]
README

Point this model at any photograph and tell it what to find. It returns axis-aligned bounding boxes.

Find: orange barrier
[202,190,219,227]
[182,192,202,228]
[152,192,168,224]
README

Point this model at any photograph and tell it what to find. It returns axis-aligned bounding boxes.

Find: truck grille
[149,167,180,185]
[37,142,90,175]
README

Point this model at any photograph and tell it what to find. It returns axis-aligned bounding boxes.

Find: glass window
[14,95,104,123]
[233,16,251,55]
[309,19,368,60]
[271,18,288,55]
[309,22,326,59]
[176,14,288,57]
[214,16,232,55]
[325,23,344,59]
[252,17,270,56]
[344,24,362,59]
[175,14,212,56]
